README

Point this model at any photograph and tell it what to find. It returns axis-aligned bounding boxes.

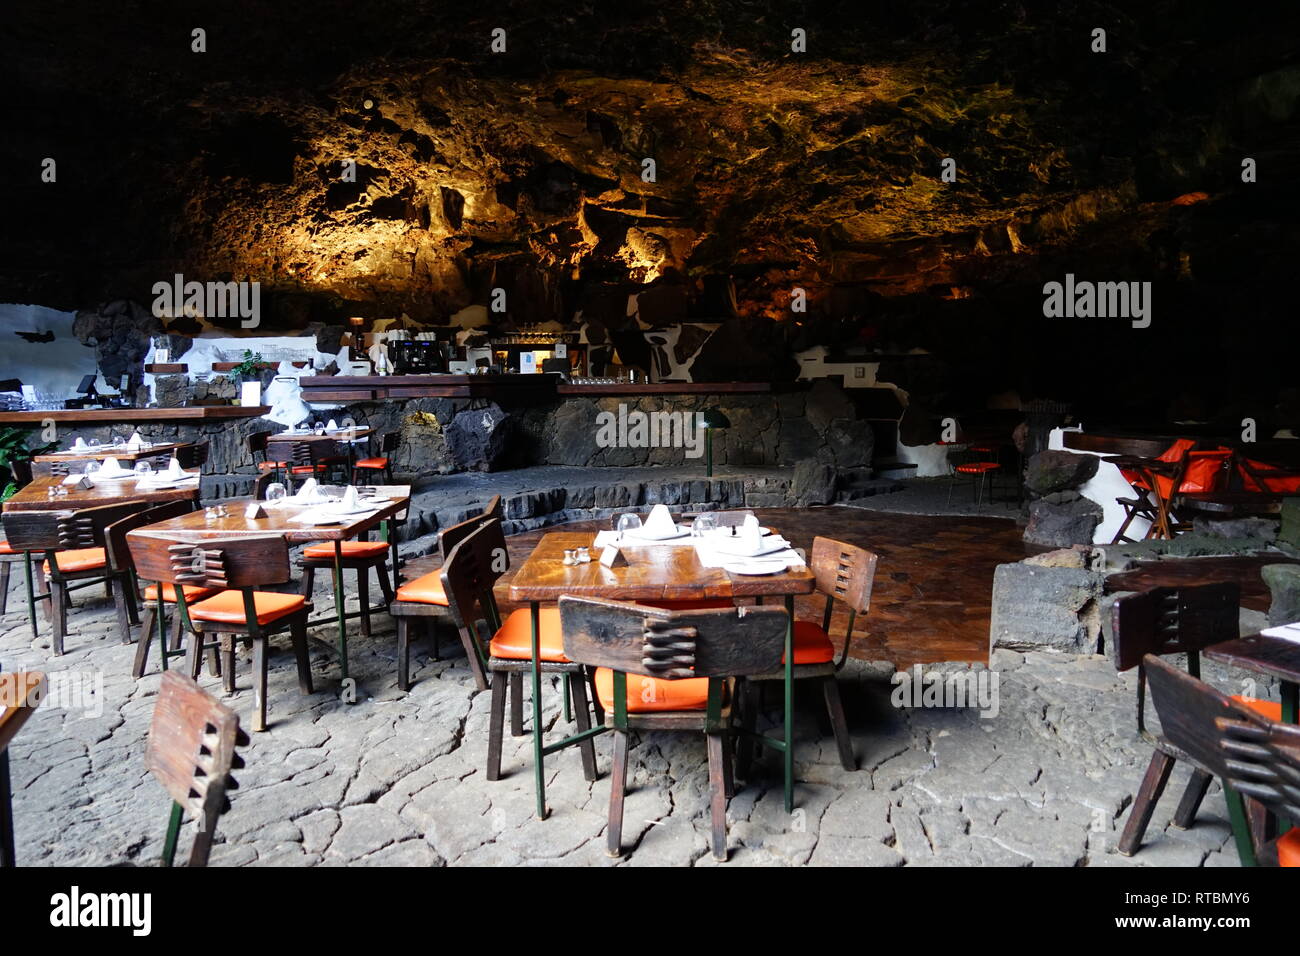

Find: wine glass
[87,438,101,451]
[84,461,101,479]
[615,513,642,542]
[691,513,718,538]
[265,482,287,504]
[133,460,153,480]
[313,422,326,436]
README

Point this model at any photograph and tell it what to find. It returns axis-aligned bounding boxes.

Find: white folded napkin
[290,477,329,504]
[96,457,133,479]
[125,430,146,448]
[1262,622,1300,643]
[326,419,339,431]
[329,486,364,513]
[71,437,89,452]
[639,504,679,538]
[163,457,186,480]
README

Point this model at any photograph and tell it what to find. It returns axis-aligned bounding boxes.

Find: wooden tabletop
[0,672,45,754]
[0,407,269,424]
[2,475,203,512]
[505,531,815,603]
[34,442,192,463]
[265,427,373,445]
[1175,492,1284,515]
[1206,633,1300,686]
[127,485,410,544]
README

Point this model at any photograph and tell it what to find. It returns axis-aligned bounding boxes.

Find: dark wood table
[1105,555,1300,614]
[0,672,45,867]
[503,530,815,819]
[1175,492,1284,517]
[266,427,375,481]
[129,485,410,682]
[2,474,203,513]
[1206,632,1300,723]
[33,442,193,464]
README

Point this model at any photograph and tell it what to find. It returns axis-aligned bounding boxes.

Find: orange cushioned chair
[389,496,502,691]
[559,594,790,861]
[353,431,399,484]
[435,517,600,784]
[742,536,878,773]
[127,532,315,733]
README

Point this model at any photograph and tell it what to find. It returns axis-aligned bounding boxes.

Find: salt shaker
[576,547,591,564]
[562,549,577,566]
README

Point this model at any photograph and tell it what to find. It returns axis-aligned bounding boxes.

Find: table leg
[531,600,547,820]
[784,594,795,814]
[0,749,15,867]
[333,541,349,684]
[22,552,37,642]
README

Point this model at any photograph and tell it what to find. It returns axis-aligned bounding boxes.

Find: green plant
[0,425,56,501]
[227,350,264,382]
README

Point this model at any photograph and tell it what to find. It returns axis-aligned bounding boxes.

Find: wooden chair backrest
[380,431,400,453]
[288,441,317,468]
[128,533,291,589]
[559,595,787,679]
[1144,654,1267,775]
[1111,583,1239,672]
[437,519,504,635]
[810,536,878,613]
[1,509,64,551]
[145,670,246,867]
[2,500,150,553]
[248,431,270,456]
[438,495,504,558]
[104,499,198,572]
[1216,716,1300,821]
[253,471,275,500]
[175,442,210,469]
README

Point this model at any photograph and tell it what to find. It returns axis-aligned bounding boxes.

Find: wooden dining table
[266,427,374,480]
[33,441,194,464]
[128,485,410,682]
[1206,632,1300,723]
[504,530,816,820]
[2,476,205,642]
[0,672,45,867]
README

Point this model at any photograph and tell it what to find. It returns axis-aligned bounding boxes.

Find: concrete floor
[0,513,1244,867]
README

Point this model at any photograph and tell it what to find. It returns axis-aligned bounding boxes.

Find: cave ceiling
[3,0,1298,329]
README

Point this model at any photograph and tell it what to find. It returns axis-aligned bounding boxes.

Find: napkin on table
[71,437,89,452]
[641,503,678,537]
[326,419,339,432]
[1262,622,1300,643]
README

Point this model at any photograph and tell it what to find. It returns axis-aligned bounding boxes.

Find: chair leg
[486,670,507,781]
[301,566,315,597]
[221,635,237,694]
[374,561,394,605]
[509,672,524,737]
[822,676,856,771]
[50,580,68,656]
[587,668,605,727]
[736,680,757,778]
[356,569,371,640]
[568,672,598,782]
[722,731,736,799]
[168,611,184,651]
[607,729,630,858]
[290,615,314,695]
[251,636,269,732]
[111,577,134,645]
[134,605,156,679]
[1118,749,1176,856]
[1171,768,1213,830]
[0,561,10,616]
[34,562,51,623]
[707,731,729,862]
[185,629,205,680]
[396,617,411,691]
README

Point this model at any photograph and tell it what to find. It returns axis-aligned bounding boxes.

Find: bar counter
[298,374,776,403]
[0,406,271,425]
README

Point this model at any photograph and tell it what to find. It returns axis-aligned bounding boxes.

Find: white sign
[240,381,262,407]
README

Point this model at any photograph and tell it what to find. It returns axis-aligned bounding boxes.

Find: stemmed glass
[691,513,717,538]
[133,460,153,481]
[265,483,287,504]
[615,513,642,542]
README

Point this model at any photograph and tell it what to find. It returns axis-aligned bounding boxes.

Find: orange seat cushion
[303,540,390,560]
[1279,828,1300,867]
[0,539,16,555]
[1232,695,1283,721]
[489,607,569,663]
[594,668,711,713]
[289,466,319,475]
[42,547,107,574]
[782,620,836,665]
[143,582,221,603]
[642,598,735,610]
[394,570,448,606]
[188,590,307,626]
[354,457,389,469]
[257,461,288,471]
[955,462,1000,474]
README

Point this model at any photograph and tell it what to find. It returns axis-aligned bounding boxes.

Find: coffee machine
[389,339,448,375]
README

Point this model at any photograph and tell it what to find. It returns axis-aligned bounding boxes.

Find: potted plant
[0,425,55,501]
[227,350,265,406]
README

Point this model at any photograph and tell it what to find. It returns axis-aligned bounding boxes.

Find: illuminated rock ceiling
[3,0,1299,329]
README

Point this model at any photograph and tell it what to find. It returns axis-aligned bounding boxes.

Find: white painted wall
[0,304,97,396]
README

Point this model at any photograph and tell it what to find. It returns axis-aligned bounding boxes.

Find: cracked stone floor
[0,542,1250,867]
